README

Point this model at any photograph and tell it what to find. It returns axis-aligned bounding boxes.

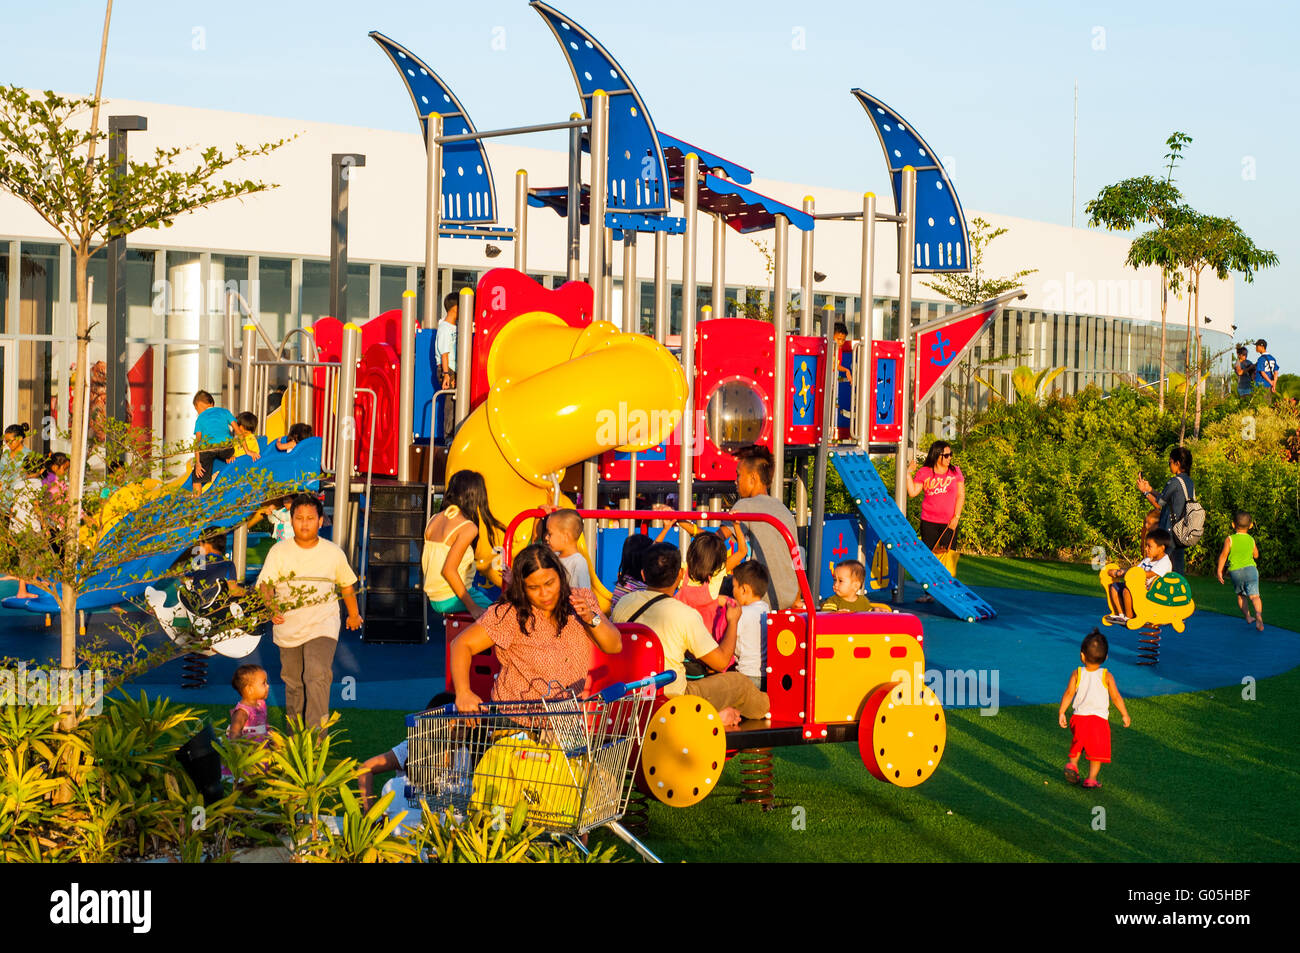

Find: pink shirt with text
[915,465,964,524]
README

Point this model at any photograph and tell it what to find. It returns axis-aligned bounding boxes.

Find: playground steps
[829,449,996,622]
[360,482,428,644]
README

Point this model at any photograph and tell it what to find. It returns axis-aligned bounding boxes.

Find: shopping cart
[405,671,674,862]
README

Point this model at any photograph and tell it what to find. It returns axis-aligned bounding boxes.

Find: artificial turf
[178,555,1299,862]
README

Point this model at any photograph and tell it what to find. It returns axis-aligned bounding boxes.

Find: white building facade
[0,98,1233,454]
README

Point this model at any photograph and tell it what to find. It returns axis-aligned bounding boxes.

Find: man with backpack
[1136,446,1204,574]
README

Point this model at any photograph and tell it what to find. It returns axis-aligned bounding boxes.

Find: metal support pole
[397,290,417,482]
[455,287,474,433]
[583,454,599,558]
[424,116,442,329]
[588,92,609,322]
[239,324,256,412]
[330,153,366,322]
[893,167,917,604]
[678,153,700,519]
[106,115,146,427]
[622,232,638,333]
[772,213,789,499]
[653,231,669,343]
[603,228,614,320]
[808,302,838,604]
[514,169,528,272]
[856,192,877,451]
[711,214,726,316]
[800,196,815,336]
[224,291,237,413]
[333,322,361,557]
[583,93,610,549]
[566,115,583,282]
[233,289,253,577]
[796,456,809,528]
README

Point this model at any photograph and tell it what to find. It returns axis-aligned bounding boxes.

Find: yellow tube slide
[447,313,687,608]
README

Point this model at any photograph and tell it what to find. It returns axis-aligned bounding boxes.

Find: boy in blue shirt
[192,390,236,491]
[1253,339,1279,399]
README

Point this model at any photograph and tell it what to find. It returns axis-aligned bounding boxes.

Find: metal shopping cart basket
[405,671,673,862]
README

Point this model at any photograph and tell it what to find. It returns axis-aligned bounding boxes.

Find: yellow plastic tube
[446,314,688,608]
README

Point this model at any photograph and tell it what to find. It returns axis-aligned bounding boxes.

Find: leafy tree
[728,238,804,323]
[922,216,1037,419]
[0,420,317,717]
[1135,210,1279,440]
[922,216,1038,308]
[0,5,288,702]
[1086,132,1192,412]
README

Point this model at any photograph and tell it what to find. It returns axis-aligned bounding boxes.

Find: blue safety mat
[830,449,995,622]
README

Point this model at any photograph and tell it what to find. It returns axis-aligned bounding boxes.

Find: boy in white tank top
[1058,629,1131,789]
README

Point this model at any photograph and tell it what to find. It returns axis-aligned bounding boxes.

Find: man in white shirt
[435,292,459,390]
[257,493,362,727]
[611,543,769,727]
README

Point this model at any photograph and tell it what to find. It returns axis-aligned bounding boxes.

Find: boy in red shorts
[1057,629,1131,789]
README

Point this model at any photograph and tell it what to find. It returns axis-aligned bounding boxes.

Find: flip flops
[1064,763,1080,785]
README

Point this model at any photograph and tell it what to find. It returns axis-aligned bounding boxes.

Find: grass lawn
[180,555,1298,862]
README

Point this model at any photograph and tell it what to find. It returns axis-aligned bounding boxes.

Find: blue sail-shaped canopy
[370,30,498,225]
[851,89,970,273]
[530,1,669,216]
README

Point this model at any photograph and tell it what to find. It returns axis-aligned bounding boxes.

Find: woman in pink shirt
[905,440,966,600]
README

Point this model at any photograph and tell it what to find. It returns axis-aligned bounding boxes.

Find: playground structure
[8,4,1040,798]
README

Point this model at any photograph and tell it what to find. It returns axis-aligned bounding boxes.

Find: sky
[4,0,1296,370]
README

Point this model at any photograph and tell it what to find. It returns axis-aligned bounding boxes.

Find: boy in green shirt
[1216,510,1263,631]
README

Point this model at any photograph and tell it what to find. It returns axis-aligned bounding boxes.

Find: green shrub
[0,693,632,863]
[918,385,1300,577]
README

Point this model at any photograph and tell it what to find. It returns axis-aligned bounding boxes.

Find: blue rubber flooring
[2,579,1295,712]
[901,580,1299,709]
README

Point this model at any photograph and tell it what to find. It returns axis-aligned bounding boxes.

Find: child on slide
[422,470,504,619]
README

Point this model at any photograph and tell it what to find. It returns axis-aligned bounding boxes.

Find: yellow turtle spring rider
[1098,563,1195,664]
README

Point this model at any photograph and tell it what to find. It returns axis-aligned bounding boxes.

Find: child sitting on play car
[1105,528,1173,625]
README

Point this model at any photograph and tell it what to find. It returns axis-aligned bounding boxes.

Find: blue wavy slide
[3,437,323,615]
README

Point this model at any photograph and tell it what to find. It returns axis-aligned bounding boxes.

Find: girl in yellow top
[423,470,505,619]
[1216,510,1263,631]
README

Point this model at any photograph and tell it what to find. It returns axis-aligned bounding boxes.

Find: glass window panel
[161,251,204,448]
[380,265,408,314]
[0,247,8,335]
[18,243,62,338]
[126,249,159,339]
[301,260,330,326]
[257,258,293,344]
[347,262,370,322]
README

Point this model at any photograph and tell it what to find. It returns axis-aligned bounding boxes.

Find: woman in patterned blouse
[449,544,622,710]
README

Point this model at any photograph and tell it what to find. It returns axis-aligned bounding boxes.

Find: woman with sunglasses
[905,440,966,601]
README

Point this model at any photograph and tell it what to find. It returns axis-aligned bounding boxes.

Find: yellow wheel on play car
[640,696,727,807]
[858,680,946,788]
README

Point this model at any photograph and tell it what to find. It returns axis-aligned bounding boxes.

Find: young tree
[0,421,318,717]
[0,7,288,708]
[728,238,804,323]
[1135,211,1278,440]
[923,216,1037,415]
[1085,132,1192,413]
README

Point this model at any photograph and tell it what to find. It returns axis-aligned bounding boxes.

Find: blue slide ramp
[830,449,996,622]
